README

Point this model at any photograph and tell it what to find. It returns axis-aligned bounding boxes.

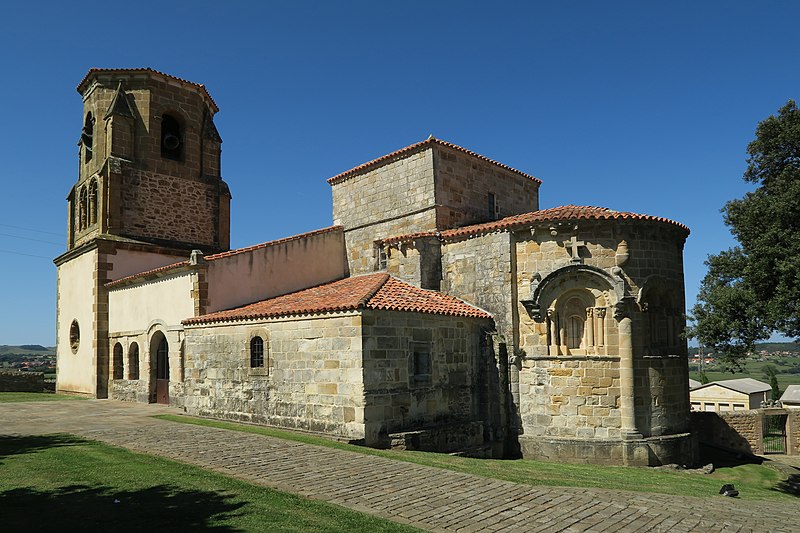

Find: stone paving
[1,399,798,532]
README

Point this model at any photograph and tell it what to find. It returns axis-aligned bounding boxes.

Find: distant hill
[688,342,799,356]
[0,345,56,355]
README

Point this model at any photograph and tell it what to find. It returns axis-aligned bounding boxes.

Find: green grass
[0,392,86,403]
[0,434,420,532]
[690,356,800,390]
[155,414,797,501]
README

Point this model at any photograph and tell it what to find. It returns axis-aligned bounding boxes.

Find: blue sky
[0,1,798,345]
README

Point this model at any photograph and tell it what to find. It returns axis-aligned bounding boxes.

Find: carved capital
[595,307,606,319]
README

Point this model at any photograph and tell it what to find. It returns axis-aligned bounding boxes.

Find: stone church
[55,68,695,466]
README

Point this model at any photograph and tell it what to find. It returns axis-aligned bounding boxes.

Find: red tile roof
[205,226,342,261]
[77,68,219,113]
[379,205,690,245]
[327,136,541,186]
[183,273,492,325]
[105,260,190,289]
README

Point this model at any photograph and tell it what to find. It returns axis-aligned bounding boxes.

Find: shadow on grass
[0,484,247,531]
[0,434,85,464]
[699,442,763,468]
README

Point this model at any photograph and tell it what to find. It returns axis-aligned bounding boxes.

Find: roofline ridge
[204,225,343,261]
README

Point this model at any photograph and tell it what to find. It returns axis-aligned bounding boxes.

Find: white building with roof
[690,378,771,411]
[779,384,800,409]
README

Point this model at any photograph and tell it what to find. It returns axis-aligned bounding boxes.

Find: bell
[163,133,181,151]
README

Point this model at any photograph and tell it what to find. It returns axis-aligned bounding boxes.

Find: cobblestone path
[0,400,796,532]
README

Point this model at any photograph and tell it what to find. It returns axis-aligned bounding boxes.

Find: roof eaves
[205,225,342,261]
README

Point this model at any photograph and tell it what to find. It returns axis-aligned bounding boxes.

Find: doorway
[152,332,169,404]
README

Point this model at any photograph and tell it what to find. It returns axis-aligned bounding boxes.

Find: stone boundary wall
[0,371,44,392]
[691,409,800,456]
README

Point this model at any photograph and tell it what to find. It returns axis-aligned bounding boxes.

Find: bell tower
[68,68,231,251]
[56,68,231,398]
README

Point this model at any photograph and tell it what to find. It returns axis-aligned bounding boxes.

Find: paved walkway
[0,400,797,533]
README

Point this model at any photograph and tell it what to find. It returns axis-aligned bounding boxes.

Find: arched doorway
[151,332,169,404]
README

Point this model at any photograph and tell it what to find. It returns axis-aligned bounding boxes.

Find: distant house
[690,378,771,412]
[779,385,800,409]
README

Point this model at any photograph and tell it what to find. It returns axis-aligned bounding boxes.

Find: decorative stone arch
[637,275,684,355]
[522,264,624,356]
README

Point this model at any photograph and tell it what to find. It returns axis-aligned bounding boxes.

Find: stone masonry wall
[441,232,514,337]
[183,313,366,441]
[433,144,539,229]
[360,309,491,446]
[519,357,622,440]
[385,236,442,290]
[634,355,690,437]
[332,149,437,275]
[0,371,44,392]
[121,168,221,247]
[691,411,762,454]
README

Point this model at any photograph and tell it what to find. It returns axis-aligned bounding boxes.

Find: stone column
[618,314,641,440]
[586,308,595,350]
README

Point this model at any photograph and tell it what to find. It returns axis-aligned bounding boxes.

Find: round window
[69,320,80,353]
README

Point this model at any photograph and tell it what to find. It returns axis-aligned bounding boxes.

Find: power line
[0,248,53,260]
[0,223,62,237]
[0,232,62,246]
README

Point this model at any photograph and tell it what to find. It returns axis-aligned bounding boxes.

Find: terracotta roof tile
[105,260,190,289]
[379,205,689,245]
[184,273,491,325]
[205,226,342,261]
[327,136,541,186]
[77,68,219,113]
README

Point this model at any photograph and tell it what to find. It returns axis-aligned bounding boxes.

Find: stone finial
[615,240,630,266]
[189,249,206,265]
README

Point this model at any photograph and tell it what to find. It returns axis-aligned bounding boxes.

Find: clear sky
[0,1,798,345]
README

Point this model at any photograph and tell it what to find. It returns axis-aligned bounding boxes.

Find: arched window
[79,187,88,230]
[82,112,94,163]
[88,179,98,226]
[128,342,140,380]
[250,336,264,368]
[161,114,183,160]
[112,342,124,380]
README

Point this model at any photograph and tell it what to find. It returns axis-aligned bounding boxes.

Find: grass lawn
[0,434,419,532]
[156,414,798,502]
[0,392,86,403]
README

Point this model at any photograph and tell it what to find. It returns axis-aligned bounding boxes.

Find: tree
[762,364,781,401]
[690,101,800,368]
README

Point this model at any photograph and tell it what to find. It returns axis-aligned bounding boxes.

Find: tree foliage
[690,101,800,368]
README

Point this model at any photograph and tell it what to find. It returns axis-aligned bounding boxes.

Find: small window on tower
[375,244,388,271]
[487,192,496,220]
[161,114,183,160]
[82,113,94,163]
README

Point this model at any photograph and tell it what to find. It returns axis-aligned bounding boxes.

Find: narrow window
[161,114,183,160]
[411,342,431,384]
[112,342,123,380]
[375,244,387,271]
[79,187,88,230]
[128,342,140,380]
[250,336,265,368]
[566,315,584,349]
[69,320,80,354]
[487,192,496,220]
[82,112,94,163]
[88,179,98,226]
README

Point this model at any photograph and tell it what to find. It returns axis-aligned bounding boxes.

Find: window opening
[487,192,496,219]
[250,336,265,368]
[128,343,140,380]
[82,112,94,163]
[69,320,80,353]
[411,342,432,384]
[88,179,98,226]
[161,114,183,160]
[566,315,584,349]
[112,343,123,380]
[376,244,388,271]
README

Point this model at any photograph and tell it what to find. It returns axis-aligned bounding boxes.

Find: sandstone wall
[433,144,539,228]
[634,355,690,436]
[691,410,762,454]
[360,309,491,445]
[183,313,366,441]
[385,236,442,290]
